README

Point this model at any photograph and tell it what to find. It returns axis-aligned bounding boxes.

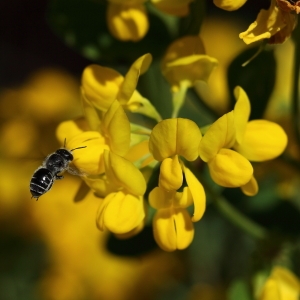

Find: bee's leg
[55,175,64,180]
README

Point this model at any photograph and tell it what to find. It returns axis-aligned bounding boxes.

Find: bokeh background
[1,0,300,299]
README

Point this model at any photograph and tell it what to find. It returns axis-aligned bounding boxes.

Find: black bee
[30,140,86,200]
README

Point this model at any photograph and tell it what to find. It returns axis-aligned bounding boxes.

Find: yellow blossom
[161,35,218,92]
[199,86,287,195]
[239,0,297,44]
[107,0,148,42]
[96,150,146,235]
[161,35,218,117]
[258,266,300,300]
[148,118,205,251]
[213,0,247,11]
[56,100,131,176]
[81,53,161,121]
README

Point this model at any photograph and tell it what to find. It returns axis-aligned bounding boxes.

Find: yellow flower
[106,0,193,41]
[161,35,218,117]
[56,99,131,176]
[161,35,218,93]
[148,118,206,251]
[239,0,297,44]
[96,150,147,235]
[107,0,148,42]
[232,87,287,195]
[213,0,247,11]
[199,86,287,195]
[81,53,161,121]
[258,266,300,300]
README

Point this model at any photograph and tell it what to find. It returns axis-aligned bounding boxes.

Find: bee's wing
[67,164,88,177]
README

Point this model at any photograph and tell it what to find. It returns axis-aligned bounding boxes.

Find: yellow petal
[56,118,90,145]
[159,156,183,191]
[81,64,123,111]
[233,86,251,145]
[162,35,218,90]
[67,131,109,175]
[104,150,146,196]
[239,1,288,44]
[124,139,155,168]
[107,2,149,41]
[213,0,247,11]
[103,192,145,234]
[153,208,194,252]
[102,100,131,156]
[208,148,253,187]
[149,118,202,161]
[259,266,300,300]
[182,165,206,222]
[199,111,235,162]
[149,186,175,209]
[81,88,101,131]
[117,53,152,104]
[151,0,193,16]
[241,176,258,196]
[84,176,113,198]
[96,193,115,231]
[174,187,194,208]
[234,120,288,161]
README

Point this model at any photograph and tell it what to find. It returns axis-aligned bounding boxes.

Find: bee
[30,139,86,200]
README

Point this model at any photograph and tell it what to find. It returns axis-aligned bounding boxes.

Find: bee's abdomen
[30,168,54,199]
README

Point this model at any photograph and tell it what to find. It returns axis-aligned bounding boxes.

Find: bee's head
[56,149,73,161]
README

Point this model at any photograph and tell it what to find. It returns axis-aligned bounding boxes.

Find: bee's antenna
[70,146,87,152]
[64,138,67,148]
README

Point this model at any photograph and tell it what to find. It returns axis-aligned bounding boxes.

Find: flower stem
[203,179,268,240]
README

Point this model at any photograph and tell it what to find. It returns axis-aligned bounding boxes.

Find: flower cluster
[56,34,287,251]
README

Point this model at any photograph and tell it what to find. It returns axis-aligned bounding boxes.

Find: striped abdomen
[30,168,54,200]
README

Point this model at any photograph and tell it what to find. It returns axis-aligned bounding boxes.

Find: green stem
[203,180,268,240]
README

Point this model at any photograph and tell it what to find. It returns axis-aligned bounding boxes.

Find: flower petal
[199,111,235,162]
[96,193,115,231]
[241,176,258,196]
[56,118,90,145]
[104,150,146,196]
[234,120,288,161]
[159,156,183,191]
[81,64,123,111]
[102,100,131,156]
[153,207,194,251]
[107,2,149,41]
[239,1,291,44]
[117,53,152,104]
[103,192,145,234]
[81,88,101,131]
[182,165,206,222]
[149,118,202,161]
[161,36,218,90]
[208,148,253,187]
[67,131,108,175]
[259,266,300,300]
[233,86,251,145]
[213,0,247,11]
[149,186,175,209]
